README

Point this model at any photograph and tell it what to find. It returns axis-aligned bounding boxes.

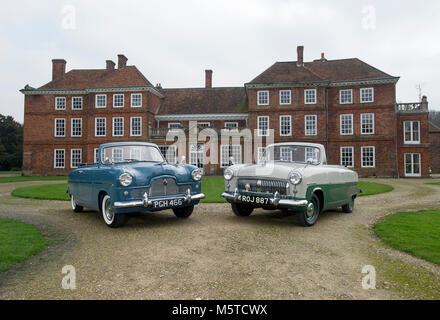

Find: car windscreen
[101,145,165,164]
[265,145,320,164]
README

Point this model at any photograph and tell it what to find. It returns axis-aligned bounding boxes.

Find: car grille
[237,179,288,195]
[130,177,192,198]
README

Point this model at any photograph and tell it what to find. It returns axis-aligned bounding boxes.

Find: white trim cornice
[20,86,164,98]
[155,113,248,121]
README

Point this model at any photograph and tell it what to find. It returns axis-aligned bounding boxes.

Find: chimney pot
[117,54,128,69]
[205,69,213,88]
[297,46,304,67]
[106,60,115,70]
[52,59,66,81]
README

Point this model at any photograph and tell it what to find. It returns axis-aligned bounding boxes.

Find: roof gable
[248,58,396,85]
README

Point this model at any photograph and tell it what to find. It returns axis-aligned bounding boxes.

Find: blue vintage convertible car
[67,142,205,228]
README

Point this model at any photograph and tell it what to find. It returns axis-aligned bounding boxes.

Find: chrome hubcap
[306,203,315,218]
[104,197,114,222]
[71,196,76,210]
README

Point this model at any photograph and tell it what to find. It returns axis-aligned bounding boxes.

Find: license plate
[238,195,270,205]
[151,198,184,209]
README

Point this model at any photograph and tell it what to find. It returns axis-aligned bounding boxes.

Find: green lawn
[0,171,21,175]
[0,176,67,183]
[374,210,440,265]
[358,181,393,197]
[11,178,393,203]
[0,219,47,272]
[12,183,70,201]
[426,182,440,186]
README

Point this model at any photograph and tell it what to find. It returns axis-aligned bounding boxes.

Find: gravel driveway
[0,179,439,300]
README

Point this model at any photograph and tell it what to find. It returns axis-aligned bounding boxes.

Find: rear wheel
[173,205,194,218]
[71,195,83,213]
[231,203,254,217]
[100,194,127,228]
[297,194,320,227]
[342,196,355,213]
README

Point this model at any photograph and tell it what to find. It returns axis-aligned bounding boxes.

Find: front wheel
[173,205,194,218]
[342,196,355,213]
[100,194,127,228]
[71,195,83,213]
[297,194,320,227]
[231,203,254,217]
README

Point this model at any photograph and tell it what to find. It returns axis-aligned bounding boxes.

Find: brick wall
[429,131,440,173]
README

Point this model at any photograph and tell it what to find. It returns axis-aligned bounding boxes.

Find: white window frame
[54,149,65,169]
[54,118,66,137]
[189,144,204,168]
[95,94,107,108]
[404,153,422,177]
[257,147,266,164]
[304,89,317,104]
[112,148,123,162]
[279,115,292,136]
[113,94,124,108]
[159,145,177,164]
[340,114,353,135]
[112,117,124,137]
[71,118,82,137]
[361,113,375,135]
[339,89,353,104]
[279,90,291,105]
[71,97,83,110]
[257,116,269,137]
[305,115,317,136]
[94,148,99,163]
[95,117,106,137]
[257,91,269,106]
[130,93,142,108]
[168,123,181,129]
[220,144,242,168]
[361,146,376,168]
[55,97,66,110]
[70,149,82,169]
[280,147,293,161]
[404,121,421,144]
[340,147,354,168]
[130,117,142,137]
[197,122,211,128]
[225,122,239,129]
[360,88,374,103]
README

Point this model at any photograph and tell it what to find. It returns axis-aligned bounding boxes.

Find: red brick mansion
[21,46,432,177]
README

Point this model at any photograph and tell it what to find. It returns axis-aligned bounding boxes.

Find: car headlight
[224,168,234,181]
[191,168,203,181]
[119,173,133,187]
[289,171,302,185]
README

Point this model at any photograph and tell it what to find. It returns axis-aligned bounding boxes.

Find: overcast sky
[1,0,439,122]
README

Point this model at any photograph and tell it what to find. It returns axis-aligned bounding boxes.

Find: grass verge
[374,210,440,265]
[0,176,67,184]
[0,219,47,272]
[11,179,393,203]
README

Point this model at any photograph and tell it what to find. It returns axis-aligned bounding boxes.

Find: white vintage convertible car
[221,143,360,226]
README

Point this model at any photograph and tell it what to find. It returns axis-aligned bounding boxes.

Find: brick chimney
[297,46,304,67]
[205,70,213,88]
[118,54,128,69]
[52,59,66,81]
[106,60,115,70]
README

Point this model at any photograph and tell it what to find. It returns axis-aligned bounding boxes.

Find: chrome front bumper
[114,189,205,209]
[221,188,308,208]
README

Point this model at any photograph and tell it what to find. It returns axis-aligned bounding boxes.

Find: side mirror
[307,158,318,165]
[229,156,235,166]
[180,155,186,164]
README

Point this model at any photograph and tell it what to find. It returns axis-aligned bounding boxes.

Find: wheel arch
[311,187,324,212]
